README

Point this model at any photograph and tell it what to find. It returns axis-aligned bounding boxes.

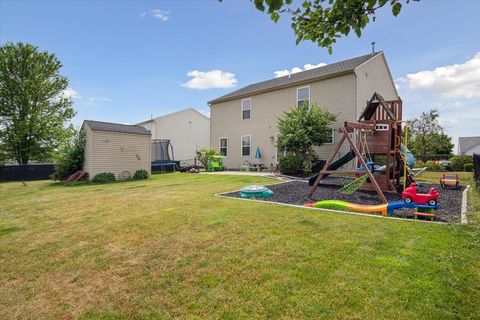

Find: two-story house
[208,52,398,170]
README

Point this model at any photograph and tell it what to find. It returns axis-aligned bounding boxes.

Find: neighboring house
[208,52,399,169]
[82,120,151,180]
[137,108,210,162]
[458,137,480,155]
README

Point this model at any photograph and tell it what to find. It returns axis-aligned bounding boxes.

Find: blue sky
[1,0,479,151]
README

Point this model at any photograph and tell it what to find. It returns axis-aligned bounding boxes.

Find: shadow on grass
[0,226,24,237]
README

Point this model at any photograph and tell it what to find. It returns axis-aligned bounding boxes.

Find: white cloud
[400,52,480,98]
[88,97,112,103]
[274,63,327,78]
[182,70,237,90]
[140,9,170,21]
[60,87,80,100]
[304,63,327,70]
[452,101,464,110]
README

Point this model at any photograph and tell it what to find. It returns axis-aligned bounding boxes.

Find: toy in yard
[151,139,180,173]
[338,174,369,194]
[402,183,439,206]
[305,198,438,218]
[207,155,225,171]
[439,174,460,190]
[240,185,273,198]
[308,92,416,204]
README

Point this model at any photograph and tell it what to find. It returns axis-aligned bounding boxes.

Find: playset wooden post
[308,92,415,202]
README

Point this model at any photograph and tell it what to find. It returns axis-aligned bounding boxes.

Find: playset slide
[375,144,414,173]
[308,150,356,185]
[308,144,414,185]
[305,199,438,216]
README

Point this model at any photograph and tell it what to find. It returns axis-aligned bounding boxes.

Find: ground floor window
[324,128,335,144]
[219,137,228,156]
[241,135,251,156]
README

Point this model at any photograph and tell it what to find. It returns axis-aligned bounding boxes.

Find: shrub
[426,160,444,171]
[279,154,304,174]
[415,160,443,171]
[464,163,474,172]
[53,129,86,180]
[196,148,218,171]
[133,169,149,180]
[92,172,116,183]
[450,155,473,171]
[277,103,336,172]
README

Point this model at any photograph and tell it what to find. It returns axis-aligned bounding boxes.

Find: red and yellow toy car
[402,183,439,206]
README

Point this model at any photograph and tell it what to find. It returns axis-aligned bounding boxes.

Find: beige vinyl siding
[82,125,93,175]
[138,109,210,162]
[210,73,356,169]
[355,53,399,118]
[85,130,151,180]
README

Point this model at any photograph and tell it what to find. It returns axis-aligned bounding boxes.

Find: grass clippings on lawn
[0,173,479,319]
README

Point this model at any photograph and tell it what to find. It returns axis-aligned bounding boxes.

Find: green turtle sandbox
[240,185,273,198]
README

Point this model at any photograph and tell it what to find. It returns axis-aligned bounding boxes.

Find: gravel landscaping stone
[222,177,464,223]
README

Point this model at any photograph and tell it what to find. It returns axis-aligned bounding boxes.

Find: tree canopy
[277,103,336,171]
[245,0,417,53]
[0,42,76,165]
[408,109,453,161]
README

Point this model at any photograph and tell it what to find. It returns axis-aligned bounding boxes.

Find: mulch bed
[221,177,464,223]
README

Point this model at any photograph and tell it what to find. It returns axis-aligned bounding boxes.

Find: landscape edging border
[461,185,470,224]
[215,188,447,225]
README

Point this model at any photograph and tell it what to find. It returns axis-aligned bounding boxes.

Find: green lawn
[415,171,473,184]
[1,173,479,319]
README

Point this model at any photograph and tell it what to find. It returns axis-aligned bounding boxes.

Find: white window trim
[219,137,228,156]
[296,85,310,108]
[324,128,335,145]
[241,98,252,120]
[241,135,251,157]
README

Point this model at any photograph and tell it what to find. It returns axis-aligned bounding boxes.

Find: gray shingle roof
[458,136,480,153]
[208,52,381,104]
[84,120,151,136]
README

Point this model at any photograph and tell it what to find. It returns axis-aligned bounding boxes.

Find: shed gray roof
[84,120,151,136]
[458,136,480,153]
[208,52,381,104]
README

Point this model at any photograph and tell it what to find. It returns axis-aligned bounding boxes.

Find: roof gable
[459,136,480,153]
[84,120,151,136]
[208,52,381,104]
[137,108,210,126]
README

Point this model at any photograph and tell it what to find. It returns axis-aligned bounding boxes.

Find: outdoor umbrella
[255,147,262,159]
[255,147,262,171]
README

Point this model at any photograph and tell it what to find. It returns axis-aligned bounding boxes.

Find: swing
[339,129,372,194]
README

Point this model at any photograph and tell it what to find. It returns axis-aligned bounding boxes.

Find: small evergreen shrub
[450,156,473,171]
[279,154,304,174]
[92,172,116,183]
[133,169,149,180]
[464,163,473,172]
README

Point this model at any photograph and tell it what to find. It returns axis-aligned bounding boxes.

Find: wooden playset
[308,92,416,203]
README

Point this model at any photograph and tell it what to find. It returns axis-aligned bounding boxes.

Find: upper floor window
[296,86,310,108]
[219,137,228,156]
[242,98,251,120]
[241,135,251,156]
